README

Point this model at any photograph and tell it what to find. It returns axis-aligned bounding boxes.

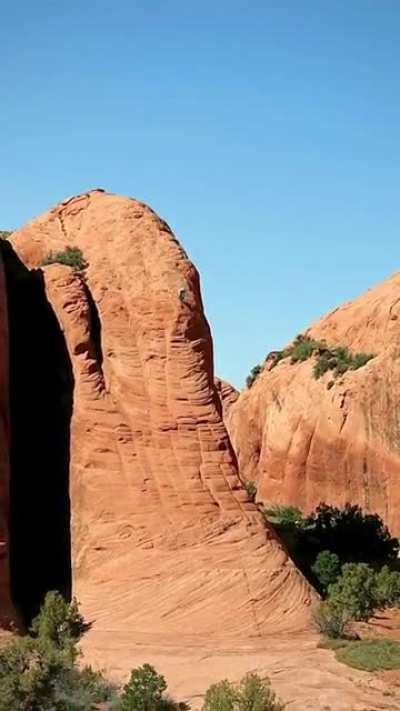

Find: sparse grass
[335,639,400,672]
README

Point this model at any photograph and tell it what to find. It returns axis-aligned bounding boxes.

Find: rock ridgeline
[228,272,400,535]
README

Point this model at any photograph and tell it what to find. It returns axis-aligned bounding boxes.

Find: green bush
[262,505,305,527]
[312,600,350,639]
[311,551,341,593]
[374,565,400,608]
[328,563,378,622]
[42,245,87,271]
[244,480,257,503]
[203,680,238,711]
[0,230,12,240]
[120,663,179,711]
[268,334,374,382]
[335,639,400,672]
[30,591,85,652]
[203,673,284,711]
[312,346,374,381]
[246,365,263,389]
[0,636,116,711]
[263,502,399,593]
[238,673,284,711]
[305,503,398,564]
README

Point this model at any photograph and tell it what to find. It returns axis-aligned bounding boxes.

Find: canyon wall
[9,190,313,636]
[228,273,400,534]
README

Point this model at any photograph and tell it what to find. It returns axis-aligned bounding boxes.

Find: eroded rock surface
[228,273,400,534]
[10,190,313,637]
[214,377,239,419]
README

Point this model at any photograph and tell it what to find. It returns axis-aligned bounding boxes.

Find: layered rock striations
[214,377,239,419]
[228,273,400,535]
[9,190,313,636]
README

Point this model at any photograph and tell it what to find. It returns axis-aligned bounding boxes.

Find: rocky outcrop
[228,273,400,535]
[214,377,239,419]
[9,190,313,637]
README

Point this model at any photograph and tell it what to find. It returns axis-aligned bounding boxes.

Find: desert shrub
[305,503,398,564]
[120,663,179,711]
[265,333,374,381]
[244,480,257,503]
[46,663,119,710]
[238,672,285,711]
[290,335,319,363]
[203,680,238,711]
[328,563,378,622]
[311,551,341,593]
[30,591,85,651]
[352,352,374,369]
[203,673,284,711]
[42,245,87,271]
[374,565,400,608]
[312,600,350,639]
[0,634,115,711]
[262,505,305,527]
[246,365,263,388]
[0,230,12,240]
[335,639,400,672]
[313,355,336,379]
[0,637,65,711]
[312,346,374,380]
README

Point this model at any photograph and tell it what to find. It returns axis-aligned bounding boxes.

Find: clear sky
[1,1,399,388]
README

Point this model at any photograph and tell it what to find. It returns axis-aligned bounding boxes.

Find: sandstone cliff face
[214,377,239,419]
[0,255,14,626]
[228,273,400,535]
[9,190,313,637]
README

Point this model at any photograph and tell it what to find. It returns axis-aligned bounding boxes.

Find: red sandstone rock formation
[9,190,313,638]
[228,273,400,535]
[0,257,15,627]
[214,377,239,419]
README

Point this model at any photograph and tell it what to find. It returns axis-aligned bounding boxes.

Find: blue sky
[1,1,399,387]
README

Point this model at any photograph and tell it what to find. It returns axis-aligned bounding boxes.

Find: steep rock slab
[214,377,239,419]
[228,272,400,534]
[10,191,313,637]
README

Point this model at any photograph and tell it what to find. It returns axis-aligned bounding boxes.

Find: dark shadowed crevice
[82,281,103,369]
[1,242,73,626]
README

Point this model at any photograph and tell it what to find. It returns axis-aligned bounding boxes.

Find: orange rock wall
[228,273,400,534]
[10,191,313,637]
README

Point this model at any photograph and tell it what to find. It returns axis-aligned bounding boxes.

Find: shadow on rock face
[1,241,73,625]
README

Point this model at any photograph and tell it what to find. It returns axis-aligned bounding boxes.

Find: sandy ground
[81,628,400,710]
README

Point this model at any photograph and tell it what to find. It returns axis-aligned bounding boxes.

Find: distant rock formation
[7,190,313,636]
[228,273,400,535]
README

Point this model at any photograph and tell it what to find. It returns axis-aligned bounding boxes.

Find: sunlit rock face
[228,272,400,535]
[9,190,313,637]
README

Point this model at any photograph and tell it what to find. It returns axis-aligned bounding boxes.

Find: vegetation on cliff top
[246,334,374,388]
[42,245,87,272]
